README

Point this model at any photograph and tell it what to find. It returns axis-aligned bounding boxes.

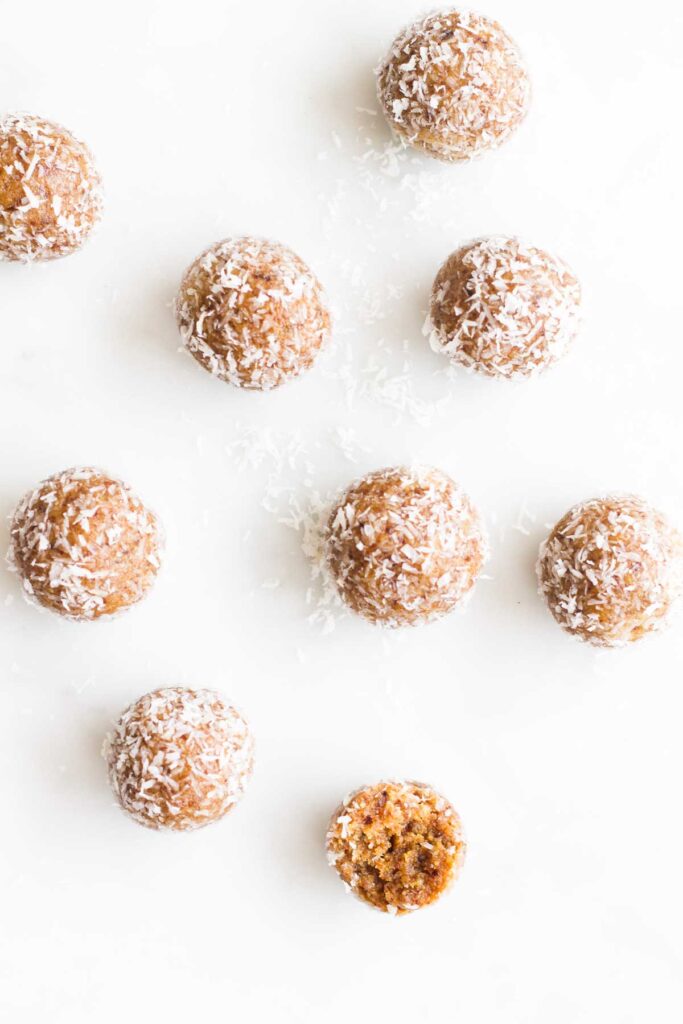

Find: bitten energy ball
[106,688,254,831]
[326,780,466,914]
[8,467,162,621]
[537,495,683,647]
[325,466,487,627]
[377,9,530,163]
[0,113,103,262]
[176,236,331,390]
[428,236,582,380]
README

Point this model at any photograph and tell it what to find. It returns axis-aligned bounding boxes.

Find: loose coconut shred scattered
[0,112,103,262]
[324,466,488,627]
[428,236,582,380]
[377,9,531,163]
[326,780,466,914]
[176,236,332,391]
[105,687,255,832]
[7,467,162,621]
[537,495,683,647]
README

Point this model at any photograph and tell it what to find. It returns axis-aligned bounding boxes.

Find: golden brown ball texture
[176,236,332,391]
[326,780,466,914]
[324,466,487,627]
[0,113,103,262]
[377,9,530,163]
[8,467,162,621]
[106,688,255,832]
[537,495,683,647]
[428,236,582,380]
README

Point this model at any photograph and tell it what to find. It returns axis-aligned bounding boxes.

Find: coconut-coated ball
[324,466,487,627]
[176,236,331,390]
[8,467,162,621]
[326,780,466,914]
[377,9,530,163]
[537,495,683,647]
[106,688,255,831]
[0,113,103,262]
[428,236,581,380]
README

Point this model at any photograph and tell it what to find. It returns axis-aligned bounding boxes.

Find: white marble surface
[1,0,682,1020]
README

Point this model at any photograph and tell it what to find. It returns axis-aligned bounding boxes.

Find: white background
[1,0,682,1020]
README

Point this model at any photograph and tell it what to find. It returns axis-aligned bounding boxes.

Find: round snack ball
[176,236,331,391]
[326,780,466,914]
[429,236,582,380]
[324,466,487,627]
[377,9,530,163]
[0,112,103,262]
[537,495,683,647]
[8,467,162,621]
[106,688,254,831]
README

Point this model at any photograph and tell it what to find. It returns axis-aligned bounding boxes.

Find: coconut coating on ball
[0,113,103,262]
[8,467,162,621]
[106,688,255,831]
[326,780,466,914]
[324,466,487,627]
[377,9,530,163]
[537,495,683,647]
[428,236,582,380]
[176,236,331,391]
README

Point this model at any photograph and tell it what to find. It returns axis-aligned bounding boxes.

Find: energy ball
[377,9,530,163]
[8,467,162,621]
[428,236,582,380]
[0,112,103,262]
[537,495,683,647]
[106,688,254,831]
[176,236,331,390]
[324,466,487,627]
[326,780,466,914]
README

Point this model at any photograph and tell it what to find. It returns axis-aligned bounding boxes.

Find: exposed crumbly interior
[428,236,582,380]
[537,495,683,647]
[176,236,332,391]
[326,780,465,914]
[0,112,103,262]
[324,466,487,627]
[105,688,255,832]
[8,467,162,621]
[376,9,530,163]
